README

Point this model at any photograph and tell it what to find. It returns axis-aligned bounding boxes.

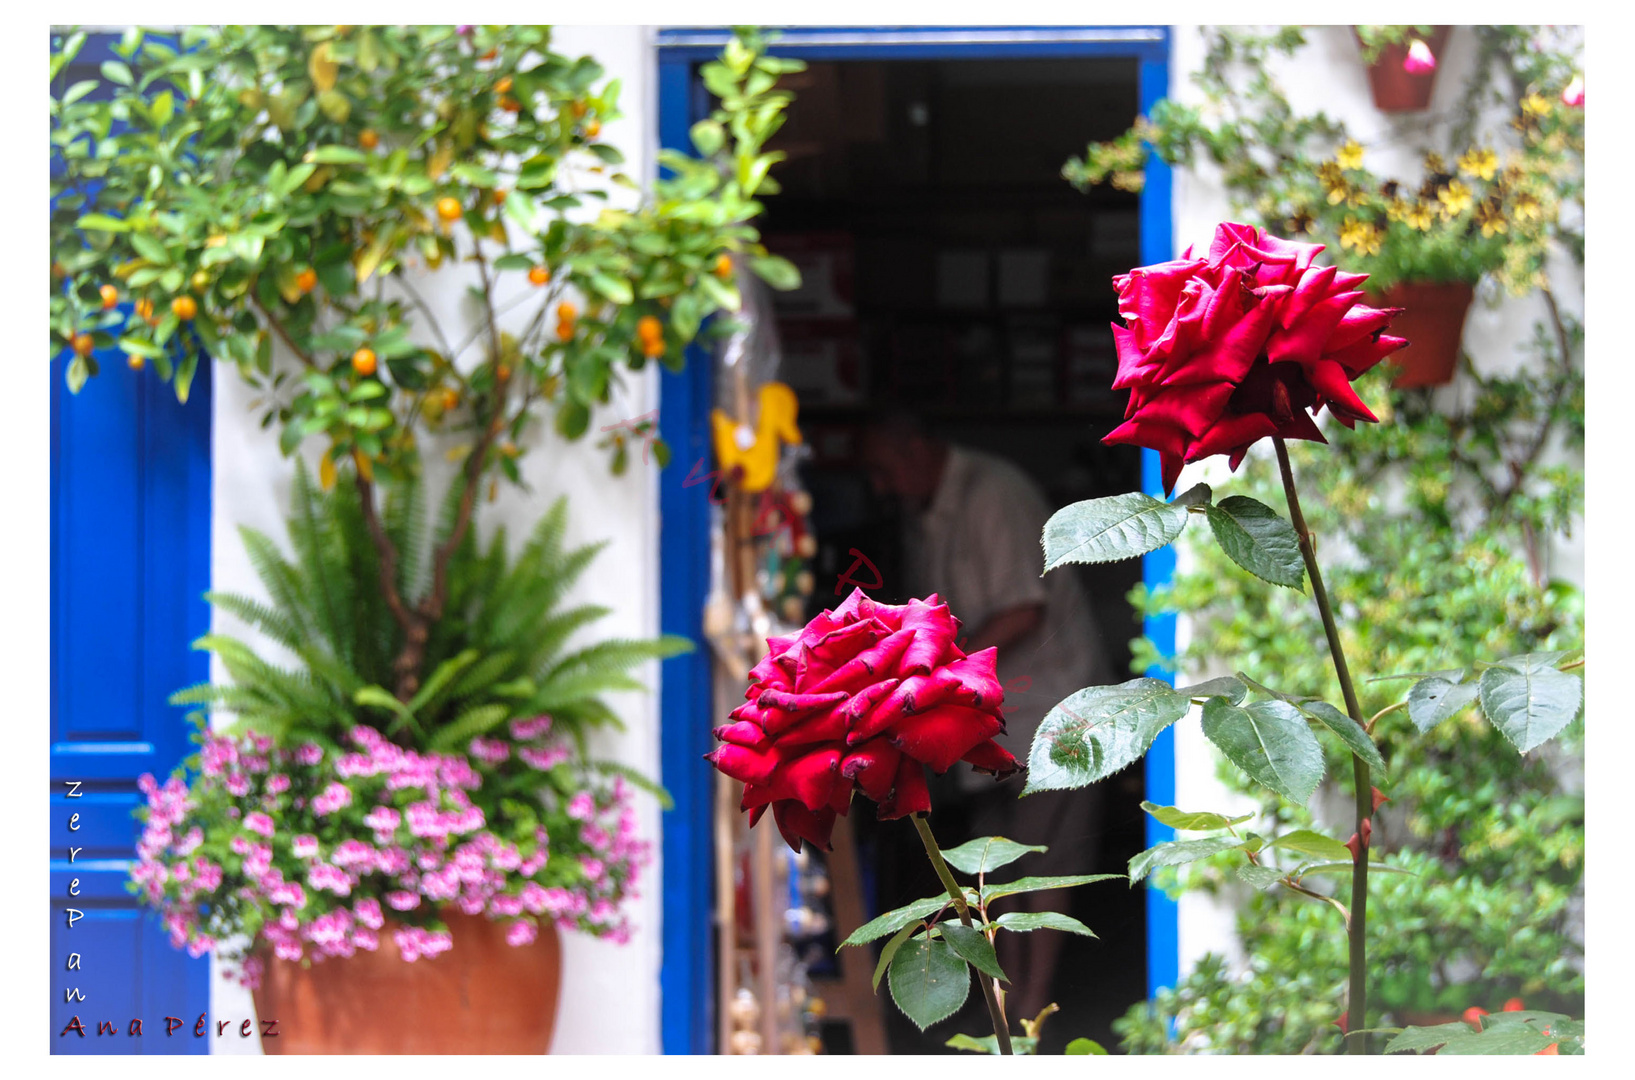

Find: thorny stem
[1273,437,1374,1055]
[911,813,1012,1055]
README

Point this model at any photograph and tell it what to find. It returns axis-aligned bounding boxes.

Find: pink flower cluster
[132,719,653,985]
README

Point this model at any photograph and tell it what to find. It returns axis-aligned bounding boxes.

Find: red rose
[707,589,1018,852]
[1105,222,1407,493]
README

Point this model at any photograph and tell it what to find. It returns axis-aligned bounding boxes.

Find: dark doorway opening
[758,56,1149,1053]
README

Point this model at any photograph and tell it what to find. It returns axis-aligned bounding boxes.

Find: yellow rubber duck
[711,382,802,493]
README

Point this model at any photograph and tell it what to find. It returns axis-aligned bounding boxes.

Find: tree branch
[250,294,318,370]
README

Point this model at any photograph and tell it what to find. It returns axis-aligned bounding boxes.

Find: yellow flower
[1458,147,1498,181]
[1405,202,1435,231]
[1522,92,1552,116]
[1476,201,1508,237]
[1385,197,1410,223]
[1512,192,1542,223]
[1339,216,1381,256]
[1336,140,1365,170]
[1438,180,1474,218]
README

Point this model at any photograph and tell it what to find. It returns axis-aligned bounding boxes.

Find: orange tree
[51,25,802,700]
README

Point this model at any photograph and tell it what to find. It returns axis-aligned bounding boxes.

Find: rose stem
[1273,436,1373,1055]
[911,811,1013,1054]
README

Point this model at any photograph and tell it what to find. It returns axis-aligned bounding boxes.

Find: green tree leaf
[1139,800,1254,832]
[937,923,1007,982]
[747,254,801,291]
[1177,675,1247,704]
[991,911,1097,937]
[1204,495,1306,590]
[887,935,969,1031]
[1479,654,1583,752]
[1299,700,1387,773]
[1065,1037,1108,1055]
[1023,678,1190,794]
[1200,697,1325,804]
[1128,836,1247,884]
[938,836,1047,876]
[947,1033,1038,1055]
[1041,491,1193,571]
[840,895,946,947]
[981,874,1121,903]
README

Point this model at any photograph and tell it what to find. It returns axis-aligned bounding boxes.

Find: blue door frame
[656,25,1178,1053]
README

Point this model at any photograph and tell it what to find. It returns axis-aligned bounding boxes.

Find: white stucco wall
[1164,24,1586,979]
[209,25,665,1054]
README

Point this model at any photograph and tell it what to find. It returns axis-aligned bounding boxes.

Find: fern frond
[425,703,511,753]
[546,636,694,683]
[202,591,304,651]
[238,526,312,640]
[406,649,481,716]
[518,604,612,675]
[288,461,353,664]
[527,670,647,713]
[385,468,429,604]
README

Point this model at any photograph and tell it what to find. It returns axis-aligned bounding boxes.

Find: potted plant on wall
[51,23,805,1053]
[1353,26,1450,113]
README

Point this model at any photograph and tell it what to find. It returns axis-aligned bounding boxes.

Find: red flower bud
[708,590,1018,851]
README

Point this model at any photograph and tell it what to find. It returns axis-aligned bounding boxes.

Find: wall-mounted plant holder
[1356,26,1451,112]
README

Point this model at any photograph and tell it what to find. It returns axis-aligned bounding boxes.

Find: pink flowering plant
[134,717,649,986]
[132,463,682,976]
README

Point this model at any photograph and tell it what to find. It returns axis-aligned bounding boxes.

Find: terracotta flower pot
[252,911,562,1054]
[1368,280,1475,389]
[1356,27,1451,112]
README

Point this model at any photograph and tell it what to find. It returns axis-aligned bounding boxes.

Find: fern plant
[173,460,688,784]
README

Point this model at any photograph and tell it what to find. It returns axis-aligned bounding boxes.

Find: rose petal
[961,738,1020,778]
[772,801,836,853]
[876,756,931,820]
[713,720,770,749]
[841,739,902,802]
[887,704,1003,773]
[707,744,779,786]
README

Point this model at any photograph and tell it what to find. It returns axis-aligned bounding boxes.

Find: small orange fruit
[494,76,512,95]
[642,337,664,359]
[51,261,67,280]
[556,301,577,323]
[496,363,511,381]
[493,188,508,205]
[436,196,463,222]
[570,100,587,118]
[480,48,498,61]
[134,298,154,321]
[637,315,663,341]
[296,268,318,294]
[528,265,550,287]
[172,296,197,321]
[71,332,95,357]
[128,354,145,371]
[500,96,521,113]
[100,284,119,309]
[712,253,733,279]
[441,388,460,411]
[359,128,380,151]
[351,347,377,376]
[556,320,574,343]
[584,119,601,138]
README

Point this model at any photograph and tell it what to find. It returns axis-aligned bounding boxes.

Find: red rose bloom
[1105,222,1408,493]
[707,589,1018,852]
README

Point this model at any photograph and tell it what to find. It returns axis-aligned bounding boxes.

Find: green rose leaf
[1299,700,1388,773]
[887,935,969,1031]
[947,1033,1039,1055]
[872,922,917,991]
[1176,675,1247,705]
[991,911,1097,937]
[1268,828,1353,862]
[1023,679,1191,794]
[1139,800,1254,832]
[1236,864,1285,889]
[1478,654,1583,753]
[1407,676,1480,733]
[1204,495,1306,590]
[1041,491,1193,571]
[1128,836,1247,885]
[936,923,1007,982]
[1200,697,1325,804]
[840,895,946,948]
[1065,1038,1109,1055]
[938,836,1047,876]
[980,874,1121,903]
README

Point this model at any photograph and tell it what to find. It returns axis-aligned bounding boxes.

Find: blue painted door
[51,31,214,1054]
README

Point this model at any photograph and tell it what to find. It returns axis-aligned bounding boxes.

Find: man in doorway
[858,411,1114,1023]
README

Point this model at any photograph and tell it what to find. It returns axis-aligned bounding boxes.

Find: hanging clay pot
[252,911,562,1054]
[1356,27,1451,113]
[1369,280,1476,389]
